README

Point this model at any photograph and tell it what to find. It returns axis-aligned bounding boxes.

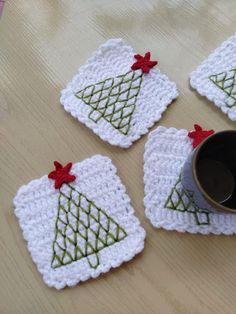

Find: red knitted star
[188,124,215,148]
[48,161,76,189]
[131,52,158,73]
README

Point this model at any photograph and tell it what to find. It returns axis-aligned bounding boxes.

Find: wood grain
[1,1,236,313]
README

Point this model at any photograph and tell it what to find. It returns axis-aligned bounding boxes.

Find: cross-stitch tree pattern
[209,69,236,108]
[74,51,157,136]
[165,176,210,226]
[51,184,127,269]
[75,70,143,135]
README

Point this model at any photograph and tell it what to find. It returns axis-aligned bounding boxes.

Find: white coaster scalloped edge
[190,32,236,121]
[60,38,178,148]
[14,155,146,289]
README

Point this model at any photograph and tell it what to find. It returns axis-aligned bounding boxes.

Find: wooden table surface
[1,1,236,313]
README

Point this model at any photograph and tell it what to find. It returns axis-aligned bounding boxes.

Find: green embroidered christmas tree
[209,68,236,108]
[74,51,157,136]
[51,183,127,269]
[165,176,210,226]
[75,70,143,135]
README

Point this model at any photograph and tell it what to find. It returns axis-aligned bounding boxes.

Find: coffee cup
[181,130,236,213]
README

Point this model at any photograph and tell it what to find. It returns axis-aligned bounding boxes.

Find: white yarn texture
[190,33,236,121]
[144,126,236,235]
[14,155,146,289]
[60,38,178,148]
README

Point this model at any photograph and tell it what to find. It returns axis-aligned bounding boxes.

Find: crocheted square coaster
[144,126,236,235]
[14,155,145,289]
[61,38,178,148]
[190,33,236,121]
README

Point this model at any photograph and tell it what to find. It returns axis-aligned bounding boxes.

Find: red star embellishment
[188,124,215,149]
[48,161,76,189]
[131,52,158,74]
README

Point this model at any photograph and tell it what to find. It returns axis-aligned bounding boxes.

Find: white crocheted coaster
[61,38,178,148]
[14,155,145,289]
[190,33,236,121]
[144,126,236,235]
